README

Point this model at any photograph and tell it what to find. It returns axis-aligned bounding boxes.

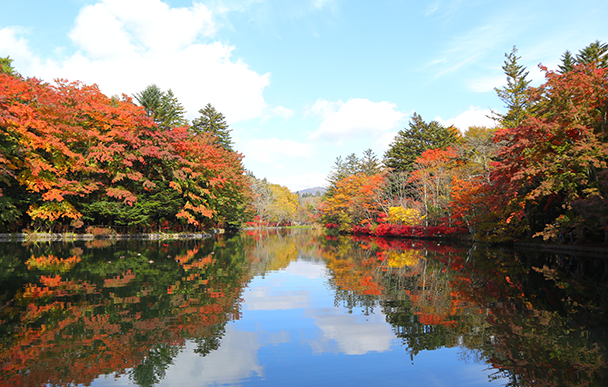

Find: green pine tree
[191,103,233,150]
[134,85,187,130]
[0,56,17,77]
[492,46,531,129]
[576,40,608,68]
[359,149,382,176]
[558,50,575,73]
[558,40,607,73]
[383,113,459,172]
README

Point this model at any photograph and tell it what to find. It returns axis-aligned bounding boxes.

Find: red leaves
[105,187,137,206]
[1,72,249,230]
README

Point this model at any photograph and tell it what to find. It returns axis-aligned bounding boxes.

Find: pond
[0,229,606,386]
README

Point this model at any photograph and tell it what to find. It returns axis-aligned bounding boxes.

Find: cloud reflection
[161,327,263,386]
[282,260,328,279]
[244,286,310,310]
[306,308,395,355]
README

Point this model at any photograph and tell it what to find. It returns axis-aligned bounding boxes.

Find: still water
[0,229,606,386]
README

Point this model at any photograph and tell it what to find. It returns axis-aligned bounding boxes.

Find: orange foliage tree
[320,172,385,230]
[409,147,460,225]
[0,72,249,232]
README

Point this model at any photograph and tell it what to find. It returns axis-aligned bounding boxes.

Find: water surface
[0,229,606,386]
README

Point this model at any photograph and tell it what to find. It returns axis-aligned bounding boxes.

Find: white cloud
[261,105,295,123]
[436,106,497,132]
[3,0,269,123]
[308,98,405,144]
[305,99,344,118]
[244,138,314,164]
[269,106,295,119]
[0,27,38,65]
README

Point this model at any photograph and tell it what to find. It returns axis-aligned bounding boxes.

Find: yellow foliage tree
[387,206,425,225]
[267,184,299,225]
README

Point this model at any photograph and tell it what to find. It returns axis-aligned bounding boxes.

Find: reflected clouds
[244,286,310,310]
[306,307,395,355]
[162,327,263,386]
[282,259,328,279]
[94,259,398,386]
[91,327,264,387]
[243,260,396,356]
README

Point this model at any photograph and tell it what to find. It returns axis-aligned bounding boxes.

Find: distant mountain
[297,187,327,196]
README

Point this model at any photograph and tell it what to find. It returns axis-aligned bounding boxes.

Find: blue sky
[1,0,606,191]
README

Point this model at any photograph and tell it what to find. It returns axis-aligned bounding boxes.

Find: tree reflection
[0,231,606,386]
[0,236,252,387]
[131,343,180,387]
[314,234,608,386]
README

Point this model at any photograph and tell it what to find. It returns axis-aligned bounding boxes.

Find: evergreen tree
[134,84,187,130]
[325,150,383,198]
[359,149,382,176]
[558,50,575,73]
[383,113,459,172]
[492,46,531,129]
[326,155,351,196]
[558,40,607,73]
[191,103,233,150]
[575,40,608,67]
[0,56,17,77]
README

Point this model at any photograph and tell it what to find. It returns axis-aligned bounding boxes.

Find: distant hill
[297,187,327,196]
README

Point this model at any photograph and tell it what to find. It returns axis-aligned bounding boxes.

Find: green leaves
[384,113,459,173]
[493,46,532,129]
[190,103,233,150]
[133,84,187,130]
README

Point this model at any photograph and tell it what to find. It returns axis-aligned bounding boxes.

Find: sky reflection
[91,257,505,387]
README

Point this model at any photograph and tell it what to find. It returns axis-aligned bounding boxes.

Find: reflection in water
[318,234,608,386]
[0,237,250,387]
[0,229,606,386]
[306,308,394,355]
[165,327,263,386]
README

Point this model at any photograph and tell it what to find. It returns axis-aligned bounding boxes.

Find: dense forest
[0,59,251,233]
[2,40,607,244]
[319,41,608,244]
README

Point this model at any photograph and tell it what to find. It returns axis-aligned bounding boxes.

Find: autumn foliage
[0,238,251,387]
[322,59,608,244]
[0,73,250,232]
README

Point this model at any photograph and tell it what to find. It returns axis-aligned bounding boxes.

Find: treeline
[248,177,319,226]
[0,59,250,233]
[320,41,608,244]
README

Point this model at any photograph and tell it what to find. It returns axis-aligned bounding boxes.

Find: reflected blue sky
[92,258,506,387]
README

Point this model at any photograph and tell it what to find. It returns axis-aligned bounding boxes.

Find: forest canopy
[320,40,608,244]
[0,60,250,233]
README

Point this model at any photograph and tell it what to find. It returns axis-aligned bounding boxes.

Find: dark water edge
[514,241,608,259]
[0,232,218,242]
[0,229,606,387]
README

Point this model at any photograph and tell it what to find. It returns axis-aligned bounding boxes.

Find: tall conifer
[191,104,233,150]
[492,46,531,129]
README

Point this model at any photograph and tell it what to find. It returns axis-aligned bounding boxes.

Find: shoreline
[0,231,221,242]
